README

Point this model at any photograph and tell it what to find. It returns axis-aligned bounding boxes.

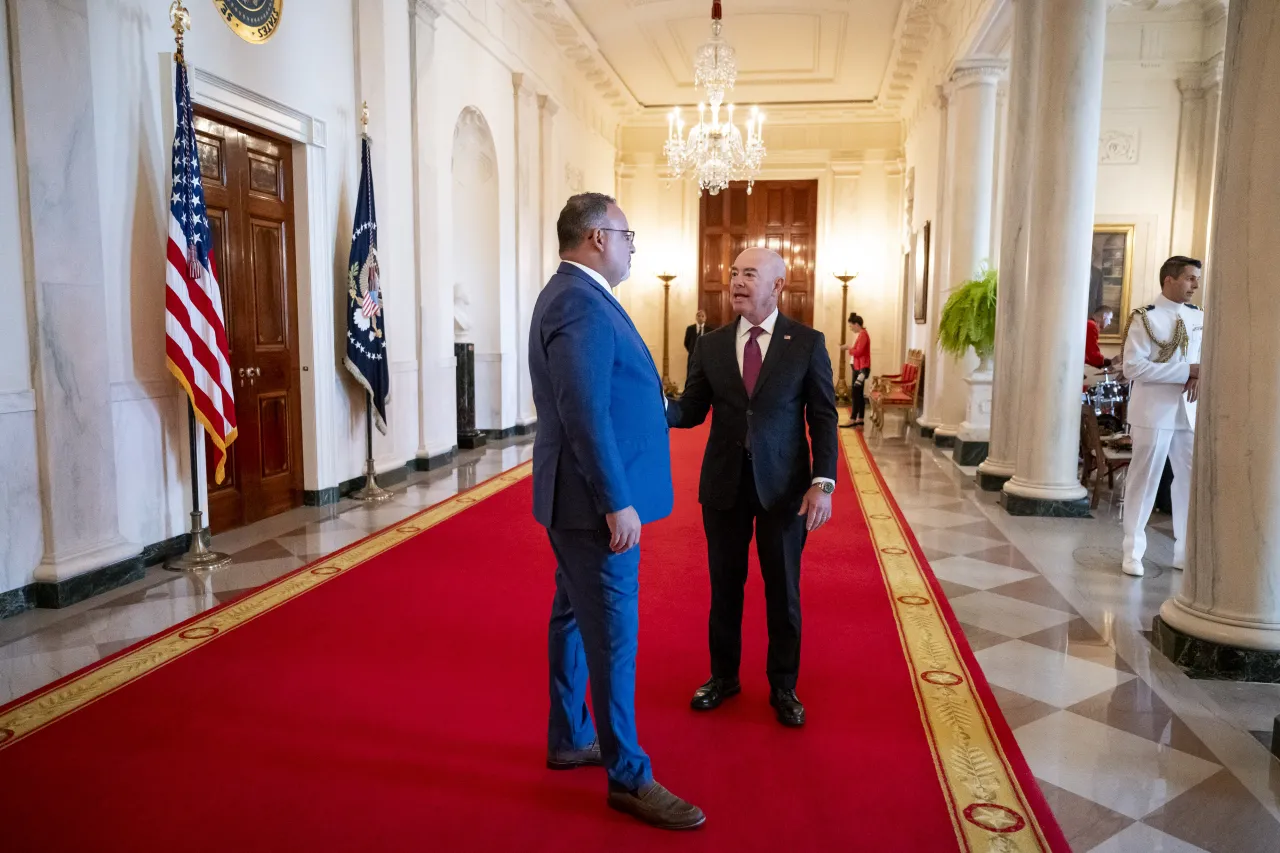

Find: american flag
[164,58,237,483]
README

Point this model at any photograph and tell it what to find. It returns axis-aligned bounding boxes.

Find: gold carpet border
[843,431,1052,853]
[0,463,534,752]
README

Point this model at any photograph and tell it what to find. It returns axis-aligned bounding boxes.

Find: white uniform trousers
[1122,425,1194,565]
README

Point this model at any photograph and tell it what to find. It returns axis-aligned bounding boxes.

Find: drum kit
[1084,366,1129,433]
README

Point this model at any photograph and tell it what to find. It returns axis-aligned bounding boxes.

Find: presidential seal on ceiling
[213,1,282,44]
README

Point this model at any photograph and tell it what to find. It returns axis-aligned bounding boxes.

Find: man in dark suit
[683,309,710,388]
[529,192,704,830]
[665,247,838,727]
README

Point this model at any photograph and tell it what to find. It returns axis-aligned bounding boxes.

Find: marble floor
[2,429,1278,852]
[869,431,1280,853]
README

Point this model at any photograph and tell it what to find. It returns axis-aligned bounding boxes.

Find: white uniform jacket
[1121,294,1203,430]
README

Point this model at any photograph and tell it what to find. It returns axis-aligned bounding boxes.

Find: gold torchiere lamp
[657,272,680,397]
[833,270,859,405]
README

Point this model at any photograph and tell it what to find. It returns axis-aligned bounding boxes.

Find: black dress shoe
[690,677,741,711]
[546,739,602,770]
[770,689,805,727]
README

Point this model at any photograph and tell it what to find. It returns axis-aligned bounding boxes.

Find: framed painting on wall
[913,220,931,324]
[1090,224,1134,343]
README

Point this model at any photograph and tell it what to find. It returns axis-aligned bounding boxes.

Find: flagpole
[161,3,234,571]
[169,399,233,571]
[165,0,232,572]
[350,100,393,504]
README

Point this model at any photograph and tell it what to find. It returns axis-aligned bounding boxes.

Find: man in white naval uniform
[1120,256,1204,577]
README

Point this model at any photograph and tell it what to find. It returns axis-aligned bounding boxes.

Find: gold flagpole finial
[170,1,191,59]
[361,101,370,131]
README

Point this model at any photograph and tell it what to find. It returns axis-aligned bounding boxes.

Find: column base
[458,430,488,450]
[1152,612,1280,682]
[933,427,957,449]
[1158,597,1280,653]
[999,491,1091,518]
[919,424,937,439]
[410,445,459,472]
[976,458,1015,492]
[953,439,989,466]
[33,551,145,609]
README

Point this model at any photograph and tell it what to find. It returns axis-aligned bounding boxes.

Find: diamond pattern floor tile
[1141,769,1280,853]
[1033,777,1135,852]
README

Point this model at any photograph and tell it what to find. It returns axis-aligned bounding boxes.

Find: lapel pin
[784,335,792,340]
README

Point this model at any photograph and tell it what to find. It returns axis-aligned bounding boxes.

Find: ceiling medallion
[213,0,283,44]
[664,0,766,196]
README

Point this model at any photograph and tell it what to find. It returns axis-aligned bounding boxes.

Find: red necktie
[743,326,765,396]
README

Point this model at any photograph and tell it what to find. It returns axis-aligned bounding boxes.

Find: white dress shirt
[563,260,619,303]
[735,309,833,490]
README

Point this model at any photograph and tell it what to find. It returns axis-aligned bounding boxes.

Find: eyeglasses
[599,228,636,243]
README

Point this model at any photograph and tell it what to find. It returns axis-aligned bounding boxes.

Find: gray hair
[557,192,615,253]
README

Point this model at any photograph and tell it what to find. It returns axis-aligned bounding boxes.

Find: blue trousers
[546,527,652,790]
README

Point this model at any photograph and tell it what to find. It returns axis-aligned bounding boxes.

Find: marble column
[979,0,1041,491]
[918,87,951,439]
[538,94,560,282]
[937,60,1005,458]
[512,73,541,430]
[1170,76,1207,258]
[1155,0,1280,671]
[410,0,457,469]
[11,0,141,594]
[1000,0,1106,518]
[1192,60,1223,293]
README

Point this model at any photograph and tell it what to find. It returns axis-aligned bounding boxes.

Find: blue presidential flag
[344,134,390,434]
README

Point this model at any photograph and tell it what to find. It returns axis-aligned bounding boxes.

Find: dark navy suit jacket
[529,263,673,530]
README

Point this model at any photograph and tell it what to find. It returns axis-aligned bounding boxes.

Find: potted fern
[938,265,998,370]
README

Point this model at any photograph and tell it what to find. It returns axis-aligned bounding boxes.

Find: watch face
[821,482,835,494]
[214,1,283,43]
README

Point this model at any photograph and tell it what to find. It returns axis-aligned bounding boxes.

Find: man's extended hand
[1188,363,1200,380]
[606,506,642,553]
[798,485,832,532]
[1184,376,1200,403]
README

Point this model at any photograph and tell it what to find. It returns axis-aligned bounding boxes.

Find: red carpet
[0,426,1068,852]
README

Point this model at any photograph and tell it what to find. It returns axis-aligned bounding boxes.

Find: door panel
[697,180,817,329]
[195,109,303,534]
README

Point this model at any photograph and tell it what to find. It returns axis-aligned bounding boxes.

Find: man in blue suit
[529,193,704,830]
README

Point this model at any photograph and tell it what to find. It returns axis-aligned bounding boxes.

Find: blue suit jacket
[529,263,674,530]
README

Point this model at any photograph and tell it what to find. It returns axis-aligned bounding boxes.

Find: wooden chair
[1080,404,1132,509]
[868,349,924,437]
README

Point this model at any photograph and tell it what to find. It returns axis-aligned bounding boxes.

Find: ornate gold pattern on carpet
[842,431,1052,853]
[0,464,533,751]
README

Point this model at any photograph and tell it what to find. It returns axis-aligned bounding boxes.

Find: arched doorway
[451,107,501,438]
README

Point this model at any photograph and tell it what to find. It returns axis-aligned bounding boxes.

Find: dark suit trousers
[702,455,807,691]
[546,527,652,790]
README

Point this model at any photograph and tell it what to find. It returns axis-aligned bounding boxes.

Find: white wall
[0,0,624,596]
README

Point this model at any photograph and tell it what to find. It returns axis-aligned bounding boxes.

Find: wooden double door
[194,109,304,533]
[698,180,818,330]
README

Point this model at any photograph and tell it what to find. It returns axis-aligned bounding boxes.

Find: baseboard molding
[2,529,209,619]
[483,426,519,440]
[410,447,458,472]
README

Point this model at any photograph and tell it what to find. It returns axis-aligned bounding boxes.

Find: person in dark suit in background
[683,309,710,389]
[529,192,704,830]
[665,247,839,728]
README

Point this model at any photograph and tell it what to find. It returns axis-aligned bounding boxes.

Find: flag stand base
[167,510,232,572]
[351,459,394,503]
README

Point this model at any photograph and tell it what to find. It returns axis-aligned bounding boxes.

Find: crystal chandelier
[664,1,766,196]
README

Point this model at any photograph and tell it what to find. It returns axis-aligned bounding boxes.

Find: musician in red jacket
[839,313,871,428]
[1085,306,1114,369]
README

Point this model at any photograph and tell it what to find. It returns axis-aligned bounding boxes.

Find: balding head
[730,247,787,325]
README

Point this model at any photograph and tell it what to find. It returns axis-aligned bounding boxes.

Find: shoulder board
[1187,303,1201,310]
[1145,304,1156,310]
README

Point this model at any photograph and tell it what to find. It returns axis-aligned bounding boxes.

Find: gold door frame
[1091,224,1134,344]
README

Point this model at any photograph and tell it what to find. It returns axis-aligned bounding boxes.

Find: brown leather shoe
[546,739,602,770]
[607,780,706,830]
